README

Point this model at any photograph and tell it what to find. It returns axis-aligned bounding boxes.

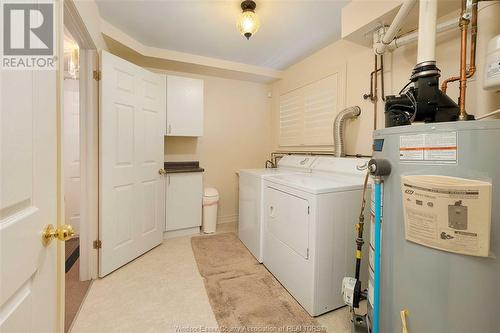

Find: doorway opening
[63,28,91,333]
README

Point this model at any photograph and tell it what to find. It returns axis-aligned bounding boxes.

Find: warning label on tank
[399,132,457,164]
[401,175,492,257]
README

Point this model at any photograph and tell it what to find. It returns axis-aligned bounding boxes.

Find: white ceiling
[95,0,349,70]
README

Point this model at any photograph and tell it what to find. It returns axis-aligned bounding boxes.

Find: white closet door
[99,51,166,277]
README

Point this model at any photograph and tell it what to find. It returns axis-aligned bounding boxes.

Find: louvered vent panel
[278,72,343,147]
[279,91,303,146]
[303,74,338,145]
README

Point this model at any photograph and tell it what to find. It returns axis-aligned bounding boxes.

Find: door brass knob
[158,168,167,176]
[42,224,75,246]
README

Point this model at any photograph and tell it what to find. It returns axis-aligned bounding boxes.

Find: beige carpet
[191,232,323,332]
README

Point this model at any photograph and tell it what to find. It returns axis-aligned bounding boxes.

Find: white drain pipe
[374,0,417,55]
[417,0,438,63]
[375,0,456,55]
[388,17,459,51]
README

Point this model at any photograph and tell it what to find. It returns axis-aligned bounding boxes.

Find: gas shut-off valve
[368,159,392,177]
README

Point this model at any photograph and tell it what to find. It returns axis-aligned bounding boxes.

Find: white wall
[103,42,274,227]
[159,72,273,224]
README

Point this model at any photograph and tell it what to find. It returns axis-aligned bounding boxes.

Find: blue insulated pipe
[373,179,382,333]
[368,158,391,333]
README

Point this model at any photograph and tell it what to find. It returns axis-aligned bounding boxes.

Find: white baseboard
[217,214,238,224]
[163,226,201,239]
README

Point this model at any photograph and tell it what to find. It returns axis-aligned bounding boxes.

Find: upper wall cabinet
[166,75,204,137]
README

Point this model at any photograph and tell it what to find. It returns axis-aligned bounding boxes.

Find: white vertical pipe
[417,0,438,63]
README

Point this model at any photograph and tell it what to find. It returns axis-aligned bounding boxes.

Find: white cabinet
[165,172,203,231]
[166,75,204,136]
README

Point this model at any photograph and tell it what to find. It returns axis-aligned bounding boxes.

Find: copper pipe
[380,55,385,102]
[441,76,459,93]
[364,62,383,101]
[458,17,469,120]
[468,0,478,76]
[364,54,384,129]
[441,0,477,94]
[373,54,378,130]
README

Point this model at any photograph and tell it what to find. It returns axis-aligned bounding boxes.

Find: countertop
[164,161,204,174]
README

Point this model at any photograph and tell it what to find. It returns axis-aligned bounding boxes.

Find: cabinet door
[165,173,203,231]
[166,75,204,137]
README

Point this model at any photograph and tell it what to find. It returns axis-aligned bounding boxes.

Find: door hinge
[307,206,310,215]
[93,240,102,249]
[93,70,101,81]
[306,248,309,258]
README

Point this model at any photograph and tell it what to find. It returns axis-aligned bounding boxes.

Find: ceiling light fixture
[237,0,260,40]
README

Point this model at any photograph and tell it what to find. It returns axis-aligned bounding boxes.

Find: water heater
[368,120,500,332]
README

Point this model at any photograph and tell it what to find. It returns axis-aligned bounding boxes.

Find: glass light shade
[237,11,260,39]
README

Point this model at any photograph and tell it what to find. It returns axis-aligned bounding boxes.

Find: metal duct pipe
[333,106,361,157]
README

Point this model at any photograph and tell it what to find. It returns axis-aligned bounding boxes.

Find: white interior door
[64,78,81,235]
[0,68,58,330]
[99,51,166,277]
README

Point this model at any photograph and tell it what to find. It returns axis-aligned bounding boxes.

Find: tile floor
[71,223,363,333]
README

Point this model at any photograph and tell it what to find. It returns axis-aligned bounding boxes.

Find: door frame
[77,49,99,281]
[59,0,100,331]
[63,0,100,280]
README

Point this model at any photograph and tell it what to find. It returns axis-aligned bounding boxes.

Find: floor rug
[191,232,323,332]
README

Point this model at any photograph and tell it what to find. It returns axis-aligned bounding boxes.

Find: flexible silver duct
[333,106,361,157]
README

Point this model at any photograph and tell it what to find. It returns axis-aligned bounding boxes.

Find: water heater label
[401,175,492,257]
[399,132,457,164]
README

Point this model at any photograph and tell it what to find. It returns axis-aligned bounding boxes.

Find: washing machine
[238,155,317,263]
[262,156,370,316]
